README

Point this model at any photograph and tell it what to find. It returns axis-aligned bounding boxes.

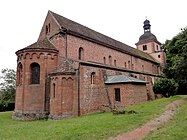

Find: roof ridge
[49,10,158,63]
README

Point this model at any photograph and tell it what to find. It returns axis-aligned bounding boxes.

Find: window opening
[115,88,121,102]
[143,45,147,50]
[31,63,40,84]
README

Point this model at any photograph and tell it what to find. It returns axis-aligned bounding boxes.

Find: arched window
[142,65,144,72]
[132,64,134,70]
[109,55,112,66]
[91,72,96,84]
[143,45,147,50]
[46,25,48,35]
[128,61,131,69]
[31,63,40,84]
[124,62,127,68]
[53,83,56,98]
[48,23,50,33]
[78,47,84,60]
[17,63,23,85]
[114,60,117,66]
[103,57,106,64]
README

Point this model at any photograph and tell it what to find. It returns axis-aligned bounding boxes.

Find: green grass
[0,96,181,140]
[144,96,187,140]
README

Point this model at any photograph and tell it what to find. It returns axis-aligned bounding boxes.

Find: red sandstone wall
[49,74,78,119]
[66,35,159,74]
[107,83,147,108]
[15,51,58,113]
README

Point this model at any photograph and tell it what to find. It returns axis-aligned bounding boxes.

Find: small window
[143,45,147,50]
[53,83,56,98]
[78,47,84,60]
[17,63,23,85]
[46,25,48,35]
[128,61,131,69]
[91,72,96,84]
[124,62,126,68]
[142,65,144,72]
[156,45,159,50]
[158,55,160,58]
[132,64,134,70]
[48,23,50,33]
[31,63,40,84]
[115,88,121,102]
[103,57,106,64]
[114,60,117,66]
[109,55,112,65]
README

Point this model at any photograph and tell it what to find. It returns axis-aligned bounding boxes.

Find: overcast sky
[0,0,187,71]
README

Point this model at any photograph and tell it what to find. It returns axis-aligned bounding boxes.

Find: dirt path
[108,97,185,140]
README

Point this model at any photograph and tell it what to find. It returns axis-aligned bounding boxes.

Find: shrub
[153,78,178,97]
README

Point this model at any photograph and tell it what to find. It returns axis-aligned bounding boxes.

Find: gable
[37,11,61,41]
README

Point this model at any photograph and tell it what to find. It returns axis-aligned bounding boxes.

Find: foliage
[0,96,181,140]
[163,27,187,93]
[0,69,16,111]
[153,78,178,97]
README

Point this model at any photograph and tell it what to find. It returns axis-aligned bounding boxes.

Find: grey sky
[0,0,187,71]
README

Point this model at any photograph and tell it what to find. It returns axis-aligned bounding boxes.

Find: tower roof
[139,32,157,42]
[136,19,161,45]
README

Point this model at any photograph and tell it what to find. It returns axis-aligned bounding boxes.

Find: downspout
[77,63,81,116]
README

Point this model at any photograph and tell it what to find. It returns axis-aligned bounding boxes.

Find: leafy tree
[153,78,178,97]
[0,69,16,111]
[163,27,187,93]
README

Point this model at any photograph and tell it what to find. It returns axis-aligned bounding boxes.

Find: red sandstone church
[13,11,165,120]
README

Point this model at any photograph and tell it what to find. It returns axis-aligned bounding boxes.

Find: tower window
[158,55,160,58]
[30,63,40,84]
[115,88,121,102]
[143,45,147,50]
[156,45,159,50]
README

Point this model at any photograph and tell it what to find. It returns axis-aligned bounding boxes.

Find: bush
[153,78,178,97]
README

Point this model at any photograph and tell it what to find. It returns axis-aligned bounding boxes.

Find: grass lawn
[144,96,187,140]
[0,96,182,140]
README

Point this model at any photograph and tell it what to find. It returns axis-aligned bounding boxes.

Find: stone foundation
[12,110,49,121]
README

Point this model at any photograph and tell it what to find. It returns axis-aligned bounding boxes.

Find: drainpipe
[77,63,81,116]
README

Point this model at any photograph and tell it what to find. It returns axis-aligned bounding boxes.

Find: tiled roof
[105,75,146,84]
[50,11,158,63]
[16,38,58,54]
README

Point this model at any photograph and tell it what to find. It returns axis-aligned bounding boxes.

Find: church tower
[136,19,166,66]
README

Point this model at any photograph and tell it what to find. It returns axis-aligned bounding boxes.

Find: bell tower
[136,19,166,66]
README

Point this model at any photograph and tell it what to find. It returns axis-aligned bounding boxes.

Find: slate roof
[50,11,158,64]
[105,75,146,84]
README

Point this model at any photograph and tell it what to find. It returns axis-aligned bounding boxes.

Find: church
[13,11,165,120]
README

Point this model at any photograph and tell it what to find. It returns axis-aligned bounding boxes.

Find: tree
[0,69,16,111]
[153,78,178,97]
[163,27,187,94]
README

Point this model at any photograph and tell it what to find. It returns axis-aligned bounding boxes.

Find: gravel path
[108,98,185,140]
